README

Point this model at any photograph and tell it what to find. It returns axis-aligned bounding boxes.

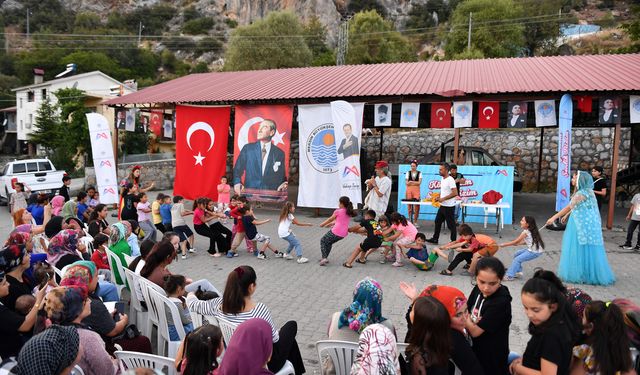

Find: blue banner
[556,94,572,211]
[396,165,514,225]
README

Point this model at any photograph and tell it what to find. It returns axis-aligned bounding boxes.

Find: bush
[183,17,215,35]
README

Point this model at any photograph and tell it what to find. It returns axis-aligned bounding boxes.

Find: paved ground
[2,189,639,373]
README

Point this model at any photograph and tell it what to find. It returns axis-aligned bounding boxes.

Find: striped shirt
[186,295,279,342]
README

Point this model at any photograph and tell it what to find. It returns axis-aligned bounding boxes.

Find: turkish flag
[149,110,163,136]
[430,102,451,128]
[478,102,500,128]
[575,95,592,113]
[174,105,230,201]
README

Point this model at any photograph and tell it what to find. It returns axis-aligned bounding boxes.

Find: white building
[12,70,135,154]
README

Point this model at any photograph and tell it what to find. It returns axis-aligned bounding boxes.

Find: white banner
[331,101,364,205]
[534,100,557,127]
[453,101,473,128]
[298,104,341,208]
[631,95,640,124]
[374,103,392,127]
[86,113,119,204]
[400,103,420,128]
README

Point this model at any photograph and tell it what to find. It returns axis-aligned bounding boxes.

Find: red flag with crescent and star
[150,110,163,137]
[478,102,500,128]
[174,105,230,200]
[430,102,452,128]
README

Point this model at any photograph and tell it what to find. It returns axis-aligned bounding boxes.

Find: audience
[0,243,33,311]
[175,324,224,375]
[107,222,131,285]
[406,296,452,374]
[351,324,400,374]
[12,325,81,375]
[140,239,176,287]
[217,318,274,375]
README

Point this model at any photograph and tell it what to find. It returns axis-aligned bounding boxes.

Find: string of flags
[372,96,640,128]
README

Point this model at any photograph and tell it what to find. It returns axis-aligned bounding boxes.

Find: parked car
[389,146,523,192]
[0,159,66,204]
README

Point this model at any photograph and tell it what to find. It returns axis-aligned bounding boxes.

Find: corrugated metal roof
[105,54,640,105]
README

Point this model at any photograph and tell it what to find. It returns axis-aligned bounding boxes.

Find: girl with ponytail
[318,196,357,266]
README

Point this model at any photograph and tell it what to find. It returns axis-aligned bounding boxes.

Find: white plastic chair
[316,340,359,375]
[52,265,64,279]
[123,268,147,332]
[190,311,219,329]
[105,249,128,296]
[275,361,295,375]
[137,277,164,348]
[216,316,238,348]
[70,364,85,375]
[122,253,135,267]
[483,198,504,229]
[148,287,186,358]
[114,350,176,375]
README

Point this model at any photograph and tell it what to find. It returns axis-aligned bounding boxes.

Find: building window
[19,98,23,108]
[26,114,32,129]
[27,91,34,102]
[41,89,47,100]
[20,120,23,130]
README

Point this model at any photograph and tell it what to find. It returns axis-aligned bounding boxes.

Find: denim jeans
[506,249,542,278]
[98,280,119,302]
[283,233,302,257]
[168,323,194,341]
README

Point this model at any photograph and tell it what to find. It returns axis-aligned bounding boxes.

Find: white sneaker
[181,254,186,260]
[392,262,404,267]
[189,248,196,253]
[213,253,222,258]
[257,253,267,260]
[515,272,524,278]
[297,257,309,264]
[284,253,294,260]
[274,252,284,258]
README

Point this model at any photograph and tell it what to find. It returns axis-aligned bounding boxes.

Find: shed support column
[453,129,460,164]
[537,127,544,192]
[379,128,384,161]
[607,122,621,230]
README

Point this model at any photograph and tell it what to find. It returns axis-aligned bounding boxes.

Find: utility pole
[467,12,472,52]
[336,15,352,66]
[26,8,30,42]
[138,22,144,45]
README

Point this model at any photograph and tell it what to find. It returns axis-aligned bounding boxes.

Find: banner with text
[331,101,364,205]
[86,113,119,204]
[556,94,573,211]
[298,104,341,208]
[396,164,514,225]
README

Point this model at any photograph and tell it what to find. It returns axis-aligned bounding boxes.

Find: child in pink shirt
[318,196,357,266]
[217,176,231,211]
[383,212,418,267]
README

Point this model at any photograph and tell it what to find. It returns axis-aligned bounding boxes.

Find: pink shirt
[193,207,206,226]
[331,208,350,237]
[137,202,151,222]
[392,222,418,240]
[217,183,231,204]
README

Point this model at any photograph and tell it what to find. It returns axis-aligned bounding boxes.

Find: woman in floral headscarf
[47,229,84,268]
[351,324,400,375]
[546,171,616,285]
[400,282,485,375]
[107,222,131,284]
[328,277,395,342]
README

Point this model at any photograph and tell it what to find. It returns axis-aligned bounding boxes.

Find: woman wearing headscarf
[44,286,117,375]
[546,170,616,285]
[60,260,152,354]
[124,219,141,257]
[351,324,400,375]
[51,195,65,216]
[328,277,395,341]
[108,222,131,284]
[5,232,45,287]
[0,257,47,359]
[400,283,484,375]
[61,200,78,221]
[0,244,33,311]
[46,229,87,268]
[13,324,81,375]
[218,318,274,375]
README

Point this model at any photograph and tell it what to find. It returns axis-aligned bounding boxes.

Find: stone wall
[84,128,630,193]
[361,128,631,191]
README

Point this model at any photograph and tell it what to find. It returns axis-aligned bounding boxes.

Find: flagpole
[607,118,622,230]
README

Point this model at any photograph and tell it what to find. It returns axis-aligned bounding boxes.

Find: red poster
[233,104,293,202]
[575,95,592,113]
[478,102,500,128]
[430,102,452,128]
[174,105,230,200]
[149,110,163,136]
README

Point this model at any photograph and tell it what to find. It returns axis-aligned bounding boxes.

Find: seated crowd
[0,183,638,375]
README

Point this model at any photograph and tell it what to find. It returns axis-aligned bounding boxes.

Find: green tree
[60,51,130,81]
[183,17,215,35]
[620,5,640,52]
[444,0,525,58]
[56,88,90,156]
[0,74,21,109]
[346,10,416,64]
[515,0,563,56]
[303,16,335,66]
[29,97,61,151]
[223,11,313,71]
[348,0,387,18]
[74,12,102,31]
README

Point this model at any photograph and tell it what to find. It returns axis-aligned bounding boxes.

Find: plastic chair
[123,253,135,267]
[137,277,163,349]
[70,365,84,375]
[105,249,128,295]
[216,316,239,347]
[316,340,359,375]
[148,287,186,358]
[52,265,64,279]
[190,311,219,329]
[114,350,176,375]
[483,198,504,229]
[123,268,147,332]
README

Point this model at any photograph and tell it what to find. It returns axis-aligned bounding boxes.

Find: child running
[163,274,194,340]
[400,232,436,271]
[342,209,383,268]
[240,204,281,260]
[278,202,312,264]
[160,195,173,232]
[229,196,256,254]
[318,196,357,266]
[137,192,157,242]
[171,195,195,258]
[501,216,545,281]
[383,212,418,267]
[434,224,498,276]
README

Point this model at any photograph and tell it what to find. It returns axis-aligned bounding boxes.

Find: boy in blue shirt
[76,191,90,223]
[401,232,435,271]
[160,195,173,232]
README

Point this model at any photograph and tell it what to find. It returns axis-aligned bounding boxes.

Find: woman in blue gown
[546,170,615,286]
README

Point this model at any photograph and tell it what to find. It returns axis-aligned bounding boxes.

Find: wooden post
[537,127,544,192]
[379,128,384,161]
[607,122,621,230]
[453,128,460,164]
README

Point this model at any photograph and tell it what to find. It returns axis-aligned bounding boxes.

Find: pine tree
[29,97,61,152]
